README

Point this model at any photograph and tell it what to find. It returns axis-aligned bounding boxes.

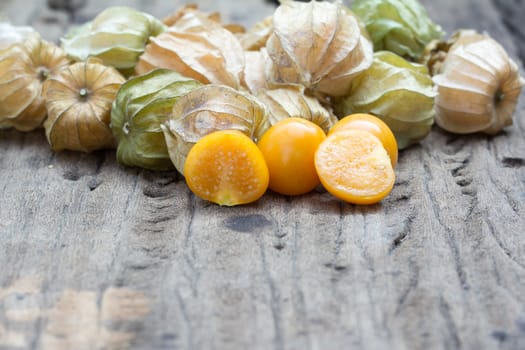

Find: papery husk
[111,69,202,171]
[163,3,218,26]
[256,85,337,133]
[239,16,273,51]
[0,36,70,131]
[136,11,245,89]
[0,21,39,52]
[242,49,271,94]
[61,6,166,75]
[432,30,525,135]
[42,58,125,152]
[265,0,373,97]
[351,0,444,62]
[163,3,245,34]
[421,30,477,76]
[334,51,436,149]
[162,84,270,175]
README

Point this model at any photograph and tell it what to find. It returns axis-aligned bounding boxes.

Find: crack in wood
[62,167,81,181]
[273,243,285,251]
[324,262,348,272]
[485,217,525,270]
[258,239,284,350]
[145,215,173,225]
[87,178,101,191]
[182,192,200,298]
[175,289,195,350]
[423,160,470,291]
[391,230,408,250]
[333,202,346,263]
[223,214,272,233]
[439,296,462,350]
[500,157,525,169]
[290,220,313,350]
[448,152,474,191]
[142,181,177,199]
[394,261,419,316]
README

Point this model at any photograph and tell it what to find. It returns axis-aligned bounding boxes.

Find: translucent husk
[42,58,125,152]
[421,30,476,76]
[256,85,337,133]
[162,84,270,175]
[0,21,39,51]
[351,0,444,62]
[163,3,245,34]
[430,30,524,134]
[334,51,436,149]
[136,11,245,89]
[239,16,273,51]
[61,6,166,75]
[265,0,373,97]
[0,36,70,131]
[242,49,271,94]
[111,69,202,171]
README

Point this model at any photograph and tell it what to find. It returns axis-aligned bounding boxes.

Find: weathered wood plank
[1,0,525,349]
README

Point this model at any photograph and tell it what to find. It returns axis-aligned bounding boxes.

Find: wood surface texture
[1,0,525,349]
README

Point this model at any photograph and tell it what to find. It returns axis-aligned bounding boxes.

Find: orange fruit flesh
[184,130,269,206]
[315,129,395,205]
[329,113,398,167]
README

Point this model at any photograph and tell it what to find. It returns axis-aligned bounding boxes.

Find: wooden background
[1,0,525,349]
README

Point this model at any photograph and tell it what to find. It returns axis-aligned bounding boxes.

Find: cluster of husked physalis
[0,0,523,206]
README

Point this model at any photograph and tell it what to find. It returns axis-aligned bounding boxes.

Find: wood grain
[1,0,525,349]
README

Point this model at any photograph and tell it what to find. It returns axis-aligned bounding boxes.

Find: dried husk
[256,85,337,133]
[111,69,202,171]
[61,7,166,75]
[239,16,273,51]
[0,21,39,51]
[334,51,436,149]
[163,3,245,34]
[163,3,218,26]
[265,0,373,97]
[351,0,444,62]
[421,30,474,77]
[0,36,70,131]
[162,84,270,175]
[136,11,245,89]
[432,30,524,134]
[242,49,271,94]
[42,58,125,152]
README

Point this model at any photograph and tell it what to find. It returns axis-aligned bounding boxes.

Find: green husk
[111,69,202,170]
[334,51,436,149]
[61,6,166,75]
[351,0,444,61]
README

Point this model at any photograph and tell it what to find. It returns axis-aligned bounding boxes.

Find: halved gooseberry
[184,130,269,206]
[329,113,398,167]
[315,129,395,205]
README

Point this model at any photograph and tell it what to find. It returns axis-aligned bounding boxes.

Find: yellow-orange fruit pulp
[184,130,269,206]
[315,129,395,205]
